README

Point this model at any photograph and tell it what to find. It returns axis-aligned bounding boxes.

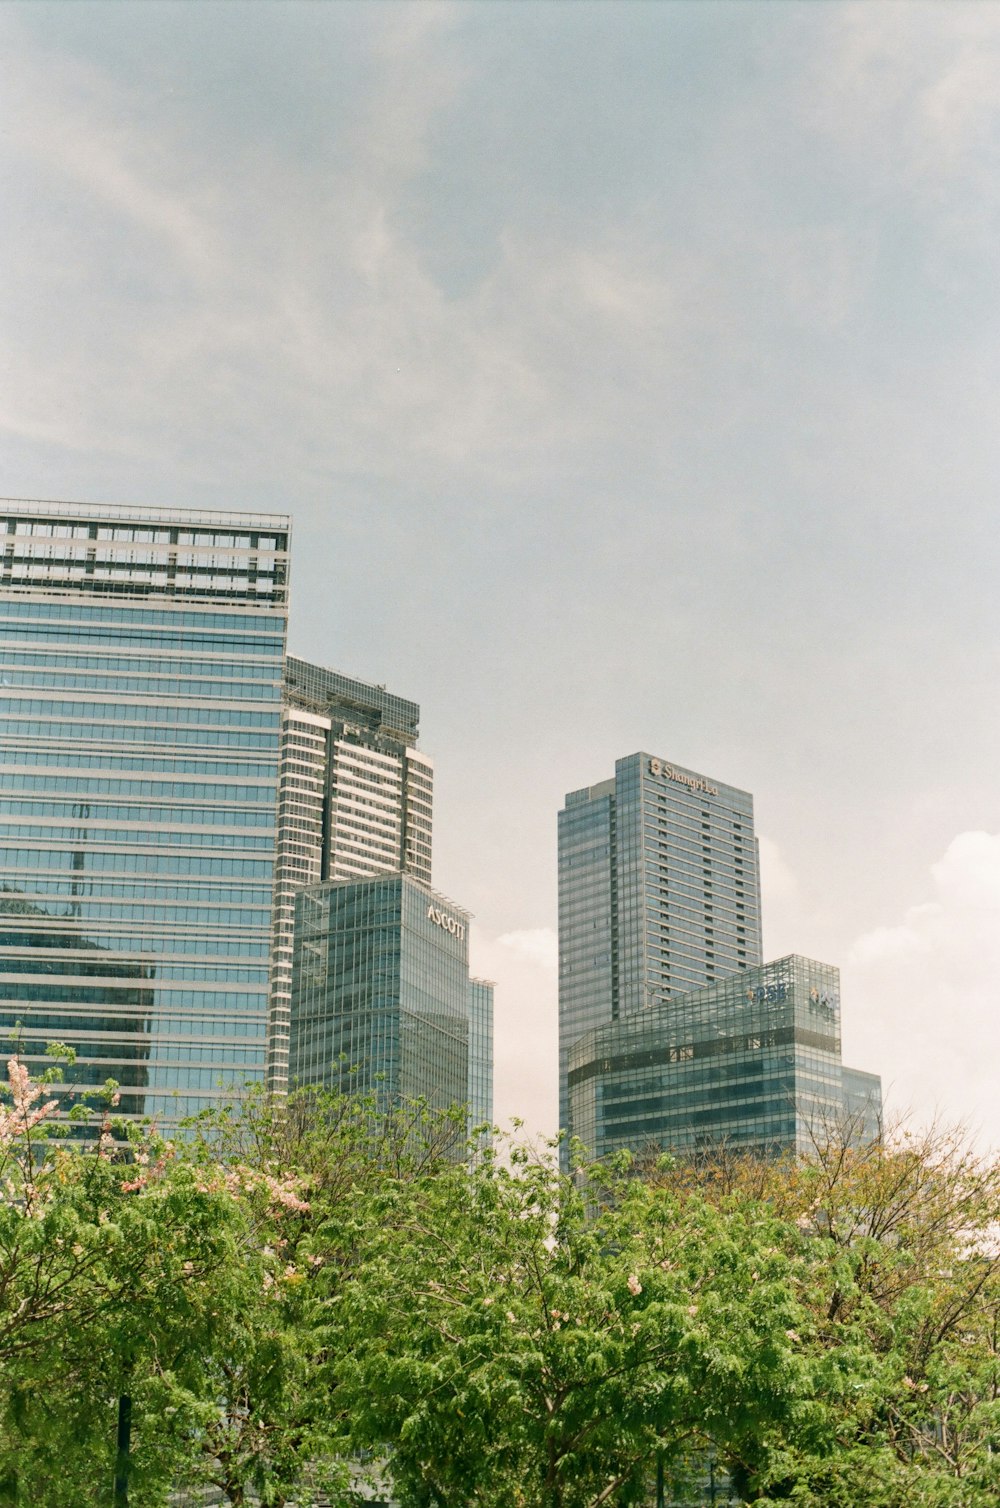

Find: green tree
[0,1055,254,1506]
[341,1138,826,1508]
[649,1122,1000,1505]
[165,1084,468,1507]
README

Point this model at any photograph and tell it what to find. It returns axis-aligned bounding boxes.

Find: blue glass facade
[0,501,288,1128]
[558,752,764,1147]
[289,874,472,1119]
[841,1063,884,1145]
[568,956,875,1160]
[467,977,494,1141]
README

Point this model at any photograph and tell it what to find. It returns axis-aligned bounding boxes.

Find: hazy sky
[4,1,1000,1147]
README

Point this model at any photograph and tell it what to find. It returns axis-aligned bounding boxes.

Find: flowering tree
[1,1058,998,1508]
[0,1055,252,1506]
[165,1084,468,1507]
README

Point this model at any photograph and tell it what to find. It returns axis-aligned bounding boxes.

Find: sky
[3,0,1000,1148]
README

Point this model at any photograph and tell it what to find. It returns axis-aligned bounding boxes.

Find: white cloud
[810,3,1000,194]
[2,30,221,278]
[0,10,696,486]
[495,927,558,970]
[843,831,1000,1151]
[470,927,558,1142]
[757,836,799,909]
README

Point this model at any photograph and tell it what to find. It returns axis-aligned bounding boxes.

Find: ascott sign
[427,903,466,942]
[647,758,718,798]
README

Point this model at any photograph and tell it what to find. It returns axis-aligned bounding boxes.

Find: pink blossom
[0,1059,58,1147]
[262,1173,311,1213]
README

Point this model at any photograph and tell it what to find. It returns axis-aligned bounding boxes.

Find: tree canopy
[0,1060,997,1507]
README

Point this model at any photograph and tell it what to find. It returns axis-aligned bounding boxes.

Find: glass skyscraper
[467,976,495,1140]
[568,955,873,1161]
[558,751,763,1147]
[559,751,881,1161]
[288,874,485,1133]
[0,498,287,1129]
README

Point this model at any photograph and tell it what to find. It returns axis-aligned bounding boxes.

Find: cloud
[0,9,699,489]
[843,831,1000,1150]
[810,3,1000,194]
[757,836,799,909]
[470,927,558,1141]
[496,928,558,970]
[2,27,220,277]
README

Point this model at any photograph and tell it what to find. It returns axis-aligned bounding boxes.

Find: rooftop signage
[647,757,718,798]
[427,903,466,941]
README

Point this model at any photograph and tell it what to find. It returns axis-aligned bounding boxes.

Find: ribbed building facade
[266,658,433,1089]
[467,976,495,1140]
[0,498,287,1128]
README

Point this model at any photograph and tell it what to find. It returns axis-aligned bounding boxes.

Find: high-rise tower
[288,872,495,1154]
[568,955,878,1161]
[0,498,288,1129]
[558,751,763,1147]
[559,750,881,1162]
[267,657,433,1089]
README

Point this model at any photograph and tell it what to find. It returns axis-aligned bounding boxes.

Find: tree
[165,1084,468,1507]
[4,1051,999,1508]
[340,1137,826,1508]
[0,1055,254,1506]
[648,1121,1000,1505]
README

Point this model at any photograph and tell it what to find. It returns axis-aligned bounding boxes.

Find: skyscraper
[558,751,763,1147]
[267,657,433,1090]
[289,874,475,1123]
[0,498,288,1129]
[467,976,495,1140]
[559,751,882,1161]
[568,955,880,1161]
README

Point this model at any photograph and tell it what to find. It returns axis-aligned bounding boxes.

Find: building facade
[558,751,763,1147]
[288,874,478,1123]
[0,498,288,1129]
[841,1063,884,1145]
[267,658,433,1089]
[467,976,495,1140]
[567,955,880,1161]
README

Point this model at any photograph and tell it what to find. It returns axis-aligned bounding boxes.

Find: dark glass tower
[558,751,763,1147]
[0,498,288,1129]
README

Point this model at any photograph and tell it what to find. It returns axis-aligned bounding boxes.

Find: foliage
[647,1121,1000,1505]
[0,1060,998,1508]
[167,1084,466,1506]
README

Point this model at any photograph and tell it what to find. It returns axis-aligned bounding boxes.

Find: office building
[289,874,488,1140]
[0,498,288,1129]
[267,658,433,1089]
[467,976,495,1140]
[568,955,882,1161]
[558,751,763,1148]
[841,1063,884,1145]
